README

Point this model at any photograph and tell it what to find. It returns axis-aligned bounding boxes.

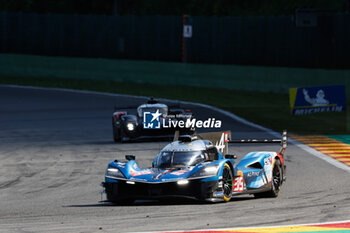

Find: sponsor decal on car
[171,170,190,176]
[129,178,148,182]
[264,157,272,166]
[247,171,260,177]
[130,169,153,177]
[161,178,179,182]
[213,191,224,198]
[133,163,139,170]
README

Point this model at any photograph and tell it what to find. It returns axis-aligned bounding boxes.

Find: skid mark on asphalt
[151,221,350,233]
[291,135,350,167]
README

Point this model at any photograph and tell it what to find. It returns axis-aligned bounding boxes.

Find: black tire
[222,163,233,202]
[119,127,126,143]
[113,128,120,142]
[112,118,121,142]
[106,191,134,205]
[111,199,135,205]
[254,159,283,198]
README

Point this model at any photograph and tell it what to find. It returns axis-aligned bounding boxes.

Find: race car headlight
[177,179,189,185]
[105,167,125,178]
[190,165,220,178]
[126,122,135,131]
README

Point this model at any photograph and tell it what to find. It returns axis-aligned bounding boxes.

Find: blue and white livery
[102,131,287,203]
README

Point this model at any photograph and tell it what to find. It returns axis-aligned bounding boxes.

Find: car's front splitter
[103,179,221,202]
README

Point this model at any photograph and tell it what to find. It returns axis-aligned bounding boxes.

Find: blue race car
[102,131,287,203]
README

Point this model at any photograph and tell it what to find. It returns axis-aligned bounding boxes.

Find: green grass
[2,53,350,97]
[1,75,348,134]
[328,135,350,144]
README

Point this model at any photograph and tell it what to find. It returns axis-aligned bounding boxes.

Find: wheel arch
[225,160,234,173]
[273,153,285,183]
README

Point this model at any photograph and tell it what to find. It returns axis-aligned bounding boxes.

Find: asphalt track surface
[0,85,350,233]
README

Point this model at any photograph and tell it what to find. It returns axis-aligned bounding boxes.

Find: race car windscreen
[156,151,205,169]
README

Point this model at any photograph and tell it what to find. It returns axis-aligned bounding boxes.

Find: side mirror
[125,155,135,161]
[225,154,237,159]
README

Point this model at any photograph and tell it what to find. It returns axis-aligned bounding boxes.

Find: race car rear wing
[174,130,287,157]
[228,130,288,156]
[196,130,287,156]
[173,131,231,155]
[196,131,231,155]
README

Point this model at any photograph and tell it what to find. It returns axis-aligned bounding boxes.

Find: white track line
[2,84,350,174]
[132,219,350,233]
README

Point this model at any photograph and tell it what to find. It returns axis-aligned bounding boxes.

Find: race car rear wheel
[254,159,283,198]
[222,163,233,202]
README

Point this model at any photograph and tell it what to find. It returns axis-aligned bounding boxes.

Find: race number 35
[233,177,244,192]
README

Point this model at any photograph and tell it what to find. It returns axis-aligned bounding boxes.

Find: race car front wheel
[222,163,233,202]
[112,118,121,142]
